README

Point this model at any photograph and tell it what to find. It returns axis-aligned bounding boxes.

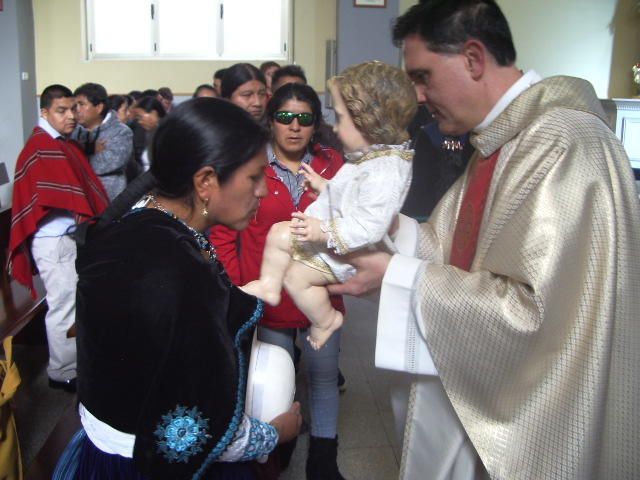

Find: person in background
[140,89,159,99]
[73,83,133,200]
[213,68,227,97]
[260,61,281,97]
[8,84,108,394]
[133,96,166,171]
[68,98,302,479]
[107,94,133,124]
[157,87,174,113]
[329,1,640,478]
[221,63,268,123]
[271,65,307,94]
[127,90,142,101]
[193,83,217,98]
[210,83,346,480]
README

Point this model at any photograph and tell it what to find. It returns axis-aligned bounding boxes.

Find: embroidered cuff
[217,414,278,462]
[240,417,278,461]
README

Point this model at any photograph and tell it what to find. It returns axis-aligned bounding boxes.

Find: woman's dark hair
[135,96,166,118]
[221,63,266,99]
[267,83,322,131]
[108,94,128,112]
[150,98,269,198]
[93,98,269,230]
[392,0,516,66]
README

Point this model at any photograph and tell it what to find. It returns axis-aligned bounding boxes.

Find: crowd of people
[6,0,639,479]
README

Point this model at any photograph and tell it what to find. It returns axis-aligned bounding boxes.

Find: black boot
[306,435,346,480]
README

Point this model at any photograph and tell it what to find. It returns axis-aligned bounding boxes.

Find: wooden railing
[0,207,47,341]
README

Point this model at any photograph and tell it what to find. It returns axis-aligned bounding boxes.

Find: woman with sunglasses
[210,83,347,480]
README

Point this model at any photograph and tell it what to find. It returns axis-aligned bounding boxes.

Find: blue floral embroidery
[192,300,264,479]
[155,405,211,463]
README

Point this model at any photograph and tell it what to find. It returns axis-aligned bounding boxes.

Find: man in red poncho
[8,84,108,392]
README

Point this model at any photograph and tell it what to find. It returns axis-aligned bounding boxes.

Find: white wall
[398,0,640,99]
[0,0,37,209]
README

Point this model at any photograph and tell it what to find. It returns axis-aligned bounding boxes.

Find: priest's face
[403,34,478,136]
[41,97,77,136]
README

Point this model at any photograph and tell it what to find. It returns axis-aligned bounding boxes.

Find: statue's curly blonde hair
[328,61,417,145]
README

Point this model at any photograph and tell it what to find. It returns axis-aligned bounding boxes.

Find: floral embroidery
[155,405,211,463]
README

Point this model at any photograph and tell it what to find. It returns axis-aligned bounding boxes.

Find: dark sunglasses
[274,111,314,127]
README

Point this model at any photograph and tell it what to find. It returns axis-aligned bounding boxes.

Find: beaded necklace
[146,194,218,263]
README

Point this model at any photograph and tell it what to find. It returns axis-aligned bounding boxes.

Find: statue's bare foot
[240,280,281,306]
[307,310,344,350]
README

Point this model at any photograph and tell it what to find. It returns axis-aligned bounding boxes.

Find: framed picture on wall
[354,0,386,7]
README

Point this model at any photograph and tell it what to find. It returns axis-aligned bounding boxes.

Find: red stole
[449,149,501,271]
[8,127,109,295]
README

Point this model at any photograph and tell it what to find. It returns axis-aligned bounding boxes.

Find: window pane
[92,0,152,56]
[157,0,218,57]
[222,0,285,58]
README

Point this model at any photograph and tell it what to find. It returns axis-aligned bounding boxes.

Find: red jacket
[210,144,345,329]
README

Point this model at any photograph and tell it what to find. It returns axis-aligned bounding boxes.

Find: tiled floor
[281,295,402,479]
[13,294,403,479]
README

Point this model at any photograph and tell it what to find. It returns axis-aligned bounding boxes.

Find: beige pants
[31,234,78,382]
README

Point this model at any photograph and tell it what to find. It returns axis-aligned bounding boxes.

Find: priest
[330,1,640,479]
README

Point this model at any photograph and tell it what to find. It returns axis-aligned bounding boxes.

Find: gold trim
[326,219,350,254]
[352,149,413,165]
[291,237,337,281]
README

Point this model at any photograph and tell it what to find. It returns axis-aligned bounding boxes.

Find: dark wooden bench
[0,207,47,342]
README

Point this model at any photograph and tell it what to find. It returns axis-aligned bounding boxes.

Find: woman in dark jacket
[68,98,301,480]
[210,84,346,480]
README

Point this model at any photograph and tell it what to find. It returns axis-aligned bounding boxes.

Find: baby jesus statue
[242,61,417,349]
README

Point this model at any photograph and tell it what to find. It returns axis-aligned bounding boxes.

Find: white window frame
[84,0,292,61]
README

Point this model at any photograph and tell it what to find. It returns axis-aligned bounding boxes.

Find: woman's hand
[300,163,328,194]
[290,212,327,243]
[270,401,302,444]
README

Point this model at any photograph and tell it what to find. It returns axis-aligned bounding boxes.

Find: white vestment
[377,75,640,479]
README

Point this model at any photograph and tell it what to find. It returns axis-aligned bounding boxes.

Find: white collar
[474,70,542,133]
[38,117,65,139]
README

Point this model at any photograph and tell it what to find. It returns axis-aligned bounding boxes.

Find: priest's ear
[462,39,487,81]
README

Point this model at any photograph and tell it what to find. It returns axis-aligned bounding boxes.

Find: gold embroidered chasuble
[407,76,640,479]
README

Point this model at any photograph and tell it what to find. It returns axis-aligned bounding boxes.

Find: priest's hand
[270,401,302,444]
[327,250,392,296]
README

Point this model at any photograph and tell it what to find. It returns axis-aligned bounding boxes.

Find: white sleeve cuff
[390,214,419,256]
[375,254,438,376]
